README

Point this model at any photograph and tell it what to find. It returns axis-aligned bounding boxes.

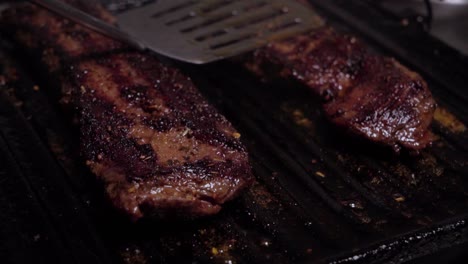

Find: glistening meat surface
[1,2,253,220]
[246,26,436,151]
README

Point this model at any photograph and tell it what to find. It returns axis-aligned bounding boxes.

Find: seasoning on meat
[1,1,253,220]
[246,27,436,151]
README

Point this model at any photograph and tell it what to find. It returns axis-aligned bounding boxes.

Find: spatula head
[116,0,324,64]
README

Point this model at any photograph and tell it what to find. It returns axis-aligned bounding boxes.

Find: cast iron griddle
[0,0,467,263]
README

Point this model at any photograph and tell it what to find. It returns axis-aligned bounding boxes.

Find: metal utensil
[30,0,324,64]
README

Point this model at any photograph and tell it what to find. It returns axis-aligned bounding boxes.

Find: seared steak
[1,2,253,220]
[246,26,436,151]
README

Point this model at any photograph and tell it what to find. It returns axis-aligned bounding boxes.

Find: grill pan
[0,0,467,263]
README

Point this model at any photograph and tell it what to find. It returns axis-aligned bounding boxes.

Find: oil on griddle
[0,0,467,263]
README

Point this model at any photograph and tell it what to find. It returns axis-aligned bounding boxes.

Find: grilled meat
[246,27,436,151]
[1,2,253,220]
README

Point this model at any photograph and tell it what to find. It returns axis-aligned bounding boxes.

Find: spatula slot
[151,0,197,19]
[209,33,255,50]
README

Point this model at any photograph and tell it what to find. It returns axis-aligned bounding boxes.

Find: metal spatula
[31,0,324,64]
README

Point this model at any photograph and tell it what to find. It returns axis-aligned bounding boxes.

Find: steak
[1,2,253,220]
[246,26,436,151]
